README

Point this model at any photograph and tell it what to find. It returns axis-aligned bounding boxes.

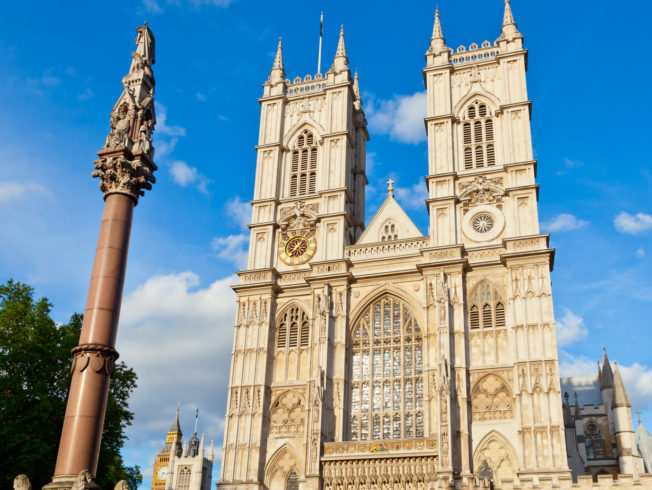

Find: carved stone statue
[114,480,130,490]
[13,475,31,490]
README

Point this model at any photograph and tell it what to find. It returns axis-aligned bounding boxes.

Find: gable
[356,195,423,245]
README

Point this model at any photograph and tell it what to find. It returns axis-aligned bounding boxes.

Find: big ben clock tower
[152,406,183,490]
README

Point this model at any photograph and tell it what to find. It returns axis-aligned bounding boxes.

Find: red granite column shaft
[53,193,134,477]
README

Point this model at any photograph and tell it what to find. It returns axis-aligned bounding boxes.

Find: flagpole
[317,12,323,74]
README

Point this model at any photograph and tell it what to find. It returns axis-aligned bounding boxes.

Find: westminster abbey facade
[217,2,648,488]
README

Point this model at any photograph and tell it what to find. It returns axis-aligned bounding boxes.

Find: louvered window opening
[289,130,318,197]
[350,296,424,441]
[462,103,496,170]
[277,307,310,349]
[381,221,399,242]
[469,283,506,329]
[177,467,191,490]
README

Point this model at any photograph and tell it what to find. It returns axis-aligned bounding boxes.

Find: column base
[42,471,101,490]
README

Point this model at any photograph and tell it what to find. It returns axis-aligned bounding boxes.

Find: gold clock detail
[279,230,316,265]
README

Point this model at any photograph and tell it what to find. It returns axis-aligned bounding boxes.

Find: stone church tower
[218,3,575,488]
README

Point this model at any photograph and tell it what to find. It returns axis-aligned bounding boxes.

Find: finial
[432,7,444,40]
[637,411,642,426]
[331,25,349,73]
[268,37,285,84]
[387,178,395,198]
[352,68,362,109]
[498,0,522,46]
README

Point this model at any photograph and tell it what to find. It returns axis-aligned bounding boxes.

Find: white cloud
[614,211,652,235]
[366,91,427,144]
[142,0,233,12]
[196,92,207,102]
[394,180,427,210]
[77,88,94,100]
[619,362,652,412]
[170,161,210,194]
[224,196,250,229]
[212,234,248,268]
[541,213,589,232]
[153,102,187,160]
[563,157,583,168]
[0,181,47,203]
[558,351,597,378]
[637,248,645,258]
[117,272,236,485]
[555,308,588,348]
[366,152,378,176]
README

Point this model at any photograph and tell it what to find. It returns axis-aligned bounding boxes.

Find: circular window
[471,213,495,234]
[462,204,505,242]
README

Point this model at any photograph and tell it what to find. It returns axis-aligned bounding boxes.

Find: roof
[560,376,602,407]
[356,194,423,246]
[636,423,652,473]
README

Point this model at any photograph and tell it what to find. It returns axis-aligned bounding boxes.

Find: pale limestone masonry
[217,3,646,489]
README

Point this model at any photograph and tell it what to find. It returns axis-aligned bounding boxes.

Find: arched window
[461,101,496,170]
[468,283,505,329]
[381,221,399,242]
[350,296,424,441]
[585,422,605,460]
[286,470,299,490]
[277,307,310,349]
[289,129,318,197]
[177,467,191,490]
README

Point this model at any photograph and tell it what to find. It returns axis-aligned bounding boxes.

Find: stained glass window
[349,296,425,441]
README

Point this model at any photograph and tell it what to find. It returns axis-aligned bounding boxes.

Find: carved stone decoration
[471,374,514,421]
[94,23,157,204]
[114,481,129,490]
[13,475,31,490]
[71,344,119,376]
[458,176,505,209]
[278,200,319,232]
[71,470,100,490]
[473,433,518,484]
[92,155,157,203]
[269,390,306,435]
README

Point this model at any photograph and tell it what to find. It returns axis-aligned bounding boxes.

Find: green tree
[0,280,141,489]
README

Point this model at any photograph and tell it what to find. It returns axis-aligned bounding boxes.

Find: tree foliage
[0,280,141,489]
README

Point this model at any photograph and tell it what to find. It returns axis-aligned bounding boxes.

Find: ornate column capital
[93,152,156,203]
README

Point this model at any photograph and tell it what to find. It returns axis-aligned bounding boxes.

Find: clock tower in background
[152,406,214,490]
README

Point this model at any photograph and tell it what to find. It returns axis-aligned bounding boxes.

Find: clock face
[279,230,317,265]
[157,466,168,481]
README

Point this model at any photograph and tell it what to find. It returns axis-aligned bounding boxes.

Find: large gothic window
[276,306,310,349]
[289,129,318,197]
[462,101,495,170]
[349,296,424,441]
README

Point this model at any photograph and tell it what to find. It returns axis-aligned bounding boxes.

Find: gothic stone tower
[219,4,571,489]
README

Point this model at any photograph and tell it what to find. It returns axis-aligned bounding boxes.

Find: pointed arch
[473,431,519,484]
[471,373,514,420]
[350,285,425,332]
[348,291,425,441]
[467,280,507,331]
[282,120,324,148]
[264,444,304,488]
[454,90,500,118]
[275,303,312,349]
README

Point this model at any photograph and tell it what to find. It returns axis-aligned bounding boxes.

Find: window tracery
[468,282,505,330]
[349,295,424,441]
[462,101,496,170]
[289,129,318,197]
[585,421,605,460]
[276,306,310,349]
[177,467,191,490]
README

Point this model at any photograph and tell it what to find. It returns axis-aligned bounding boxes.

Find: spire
[268,38,285,85]
[209,440,215,461]
[498,0,523,48]
[601,347,614,390]
[331,25,349,73]
[353,69,362,110]
[432,7,444,41]
[426,7,450,66]
[612,361,632,408]
[199,433,205,458]
[169,403,182,435]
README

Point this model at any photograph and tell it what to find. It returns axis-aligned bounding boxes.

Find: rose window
[471,213,495,234]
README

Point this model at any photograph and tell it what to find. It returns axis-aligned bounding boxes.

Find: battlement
[284,73,327,96]
[494,473,652,489]
[450,40,500,65]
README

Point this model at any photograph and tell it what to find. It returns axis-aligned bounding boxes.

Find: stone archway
[473,431,519,484]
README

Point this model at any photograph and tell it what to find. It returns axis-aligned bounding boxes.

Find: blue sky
[1,0,652,487]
